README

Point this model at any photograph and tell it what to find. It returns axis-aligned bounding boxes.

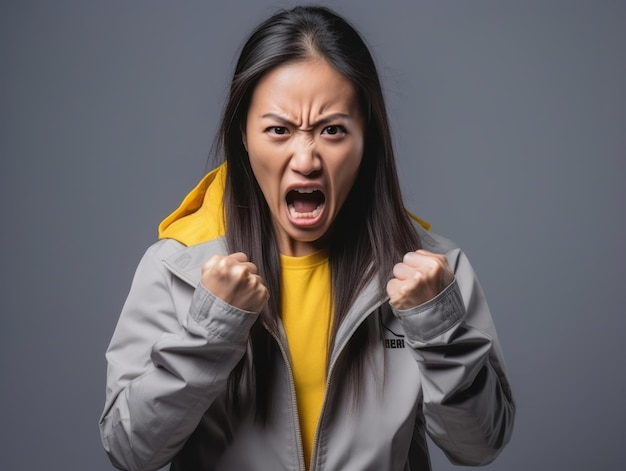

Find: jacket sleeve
[392,248,515,466]
[98,242,258,471]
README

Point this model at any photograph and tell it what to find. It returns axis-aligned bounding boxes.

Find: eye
[267,126,289,135]
[322,125,346,136]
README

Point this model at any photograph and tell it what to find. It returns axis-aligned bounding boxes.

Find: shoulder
[145,238,188,260]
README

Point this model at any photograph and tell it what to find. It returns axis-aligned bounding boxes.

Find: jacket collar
[161,238,228,288]
[331,275,387,362]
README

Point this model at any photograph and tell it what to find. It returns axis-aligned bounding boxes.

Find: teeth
[294,188,318,194]
[288,204,322,219]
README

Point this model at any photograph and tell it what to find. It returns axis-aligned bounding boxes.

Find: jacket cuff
[392,280,465,343]
[188,284,259,343]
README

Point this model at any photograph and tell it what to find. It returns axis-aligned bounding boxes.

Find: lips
[286,188,326,219]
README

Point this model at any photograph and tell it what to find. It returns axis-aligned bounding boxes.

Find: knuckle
[399,283,411,296]
[233,266,249,282]
[202,255,220,271]
[217,257,231,270]
[247,262,258,275]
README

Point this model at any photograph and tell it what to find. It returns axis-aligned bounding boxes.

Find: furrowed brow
[260,113,351,128]
[260,113,294,126]
[314,113,351,127]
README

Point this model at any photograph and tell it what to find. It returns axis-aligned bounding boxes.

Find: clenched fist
[201,252,269,313]
[387,250,455,310]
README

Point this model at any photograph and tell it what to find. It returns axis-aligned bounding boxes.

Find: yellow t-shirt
[280,250,332,468]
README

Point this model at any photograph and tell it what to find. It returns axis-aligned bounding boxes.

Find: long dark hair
[217,5,421,422]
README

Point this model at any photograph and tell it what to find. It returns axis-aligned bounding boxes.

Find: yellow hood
[158,162,430,246]
[158,163,227,246]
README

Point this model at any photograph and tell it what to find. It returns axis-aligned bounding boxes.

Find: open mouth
[286,188,326,219]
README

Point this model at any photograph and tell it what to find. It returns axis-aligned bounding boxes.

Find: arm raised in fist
[201,252,269,313]
[386,249,455,310]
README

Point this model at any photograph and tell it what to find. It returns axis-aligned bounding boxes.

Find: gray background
[1,0,624,469]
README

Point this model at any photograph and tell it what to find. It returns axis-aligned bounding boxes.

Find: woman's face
[244,59,365,257]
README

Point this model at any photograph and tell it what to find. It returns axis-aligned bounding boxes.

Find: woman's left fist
[386,250,454,310]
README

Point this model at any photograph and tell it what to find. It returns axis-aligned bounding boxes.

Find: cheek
[336,148,363,194]
[248,152,280,206]
[247,136,286,178]
[247,142,268,172]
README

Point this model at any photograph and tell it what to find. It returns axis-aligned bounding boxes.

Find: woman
[99,6,514,470]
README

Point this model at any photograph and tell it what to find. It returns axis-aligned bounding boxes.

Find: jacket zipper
[267,328,307,471]
[309,298,387,470]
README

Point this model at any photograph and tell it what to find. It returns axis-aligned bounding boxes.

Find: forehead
[249,59,359,115]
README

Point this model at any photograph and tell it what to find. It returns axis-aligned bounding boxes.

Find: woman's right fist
[201,252,269,313]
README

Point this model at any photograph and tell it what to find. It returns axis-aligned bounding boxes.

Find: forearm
[99,245,257,470]
[410,311,514,465]
[393,250,515,465]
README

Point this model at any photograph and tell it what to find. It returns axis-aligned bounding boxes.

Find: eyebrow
[260,113,352,128]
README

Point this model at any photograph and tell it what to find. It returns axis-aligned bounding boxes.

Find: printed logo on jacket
[381,322,405,349]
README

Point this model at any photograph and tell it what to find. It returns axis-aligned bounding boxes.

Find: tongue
[293,194,320,213]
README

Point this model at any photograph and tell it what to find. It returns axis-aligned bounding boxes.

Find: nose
[289,136,322,176]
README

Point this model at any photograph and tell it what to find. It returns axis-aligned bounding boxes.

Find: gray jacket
[99,223,515,470]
